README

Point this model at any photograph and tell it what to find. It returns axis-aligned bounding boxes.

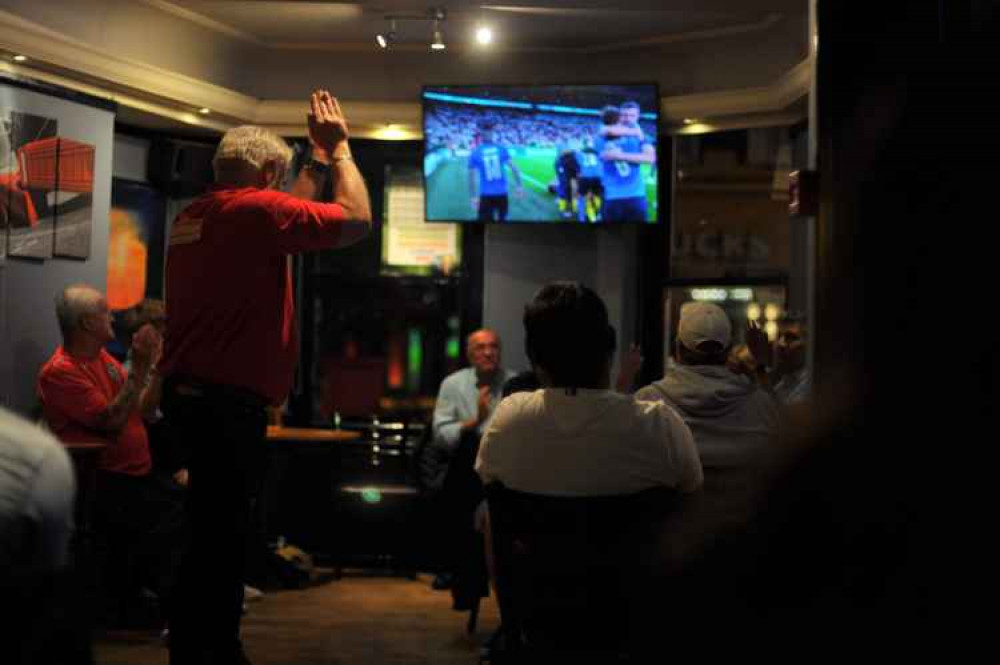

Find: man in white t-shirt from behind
[476,281,702,497]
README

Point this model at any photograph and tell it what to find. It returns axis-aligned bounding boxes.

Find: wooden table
[266,426,360,443]
[265,426,420,577]
[260,427,361,547]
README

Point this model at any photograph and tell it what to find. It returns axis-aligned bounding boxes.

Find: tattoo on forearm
[98,372,147,432]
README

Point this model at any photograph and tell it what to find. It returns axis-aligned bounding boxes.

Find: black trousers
[442,430,489,610]
[93,470,185,623]
[162,381,268,664]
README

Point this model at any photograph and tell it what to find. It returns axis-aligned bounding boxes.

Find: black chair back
[485,482,679,663]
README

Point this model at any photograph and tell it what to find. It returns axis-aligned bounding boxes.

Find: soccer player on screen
[596,101,656,222]
[575,138,604,222]
[468,123,523,222]
[554,143,581,220]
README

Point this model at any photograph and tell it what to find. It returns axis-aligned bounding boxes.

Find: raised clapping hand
[307,89,349,157]
[745,319,773,367]
[131,323,162,376]
[616,343,643,393]
[621,343,643,378]
[476,384,491,425]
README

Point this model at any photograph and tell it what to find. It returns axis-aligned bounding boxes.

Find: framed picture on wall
[1,75,111,262]
[52,137,97,259]
[108,178,167,312]
[1,109,58,260]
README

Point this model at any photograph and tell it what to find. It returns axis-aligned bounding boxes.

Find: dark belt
[164,374,270,410]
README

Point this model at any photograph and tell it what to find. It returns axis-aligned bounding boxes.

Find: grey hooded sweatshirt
[635,361,779,469]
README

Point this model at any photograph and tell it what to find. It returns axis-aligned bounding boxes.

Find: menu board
[382,166,461,275]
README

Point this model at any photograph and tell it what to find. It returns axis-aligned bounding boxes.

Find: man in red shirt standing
[37,283,182,624]
[160,90,371,665]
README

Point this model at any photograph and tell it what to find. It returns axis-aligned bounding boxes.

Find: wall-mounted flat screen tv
[423,84,659,224]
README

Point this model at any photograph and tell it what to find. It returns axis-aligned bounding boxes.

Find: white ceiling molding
[0,8,259,120]
[255,100,422,126]
[0,60,234,133]
[671,111,806,135]
[256,100,422,137]
[661,56,811,121]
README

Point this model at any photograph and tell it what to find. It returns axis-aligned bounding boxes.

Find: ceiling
[0,0,812,137]
[158,0,807,51]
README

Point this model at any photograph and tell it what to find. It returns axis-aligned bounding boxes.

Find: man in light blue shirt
[427,329,515,488]
[422,329,514,591]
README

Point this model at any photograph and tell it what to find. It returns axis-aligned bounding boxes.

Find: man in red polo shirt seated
[37,283,184,626]
[159,89,371,665]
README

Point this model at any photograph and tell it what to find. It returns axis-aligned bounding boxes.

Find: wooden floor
[94,572,499,665]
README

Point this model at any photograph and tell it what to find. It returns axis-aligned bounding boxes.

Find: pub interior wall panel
[0,80,113,413]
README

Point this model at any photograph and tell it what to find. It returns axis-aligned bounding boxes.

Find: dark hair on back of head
[601,105,620,126]
[524,282,615,388]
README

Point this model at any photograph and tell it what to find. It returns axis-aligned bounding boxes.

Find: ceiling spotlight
[476,25,493,45]
[431,21,446,50]
[377,19,397,49]
[683,118,697,125]
[12,54,28,62]
[198,107,211,115]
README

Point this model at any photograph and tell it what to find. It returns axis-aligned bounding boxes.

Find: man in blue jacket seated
[422,329,515,594]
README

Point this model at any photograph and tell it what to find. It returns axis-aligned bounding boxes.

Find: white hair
[55,284,103,338]
[212,125,293,181]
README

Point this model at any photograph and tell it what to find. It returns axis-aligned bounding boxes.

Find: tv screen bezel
[421,82,662,226]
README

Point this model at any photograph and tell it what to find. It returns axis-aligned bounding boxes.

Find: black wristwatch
[304,158,331,175]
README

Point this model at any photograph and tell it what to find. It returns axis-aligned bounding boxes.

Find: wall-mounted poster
[53,137,96,259]
[0,76,115,414]
[381,165,461,276]
[1,110,57,259]
[108,178,166,311]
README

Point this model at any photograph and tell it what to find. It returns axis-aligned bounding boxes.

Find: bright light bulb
[746,304,762,321]
[376,34,388,48]
[764,304,780,321]
[198,107,211,115]
[13,54,28,62]
[764,321,779,342]
[431,22,446,50]
[476,25,493,45]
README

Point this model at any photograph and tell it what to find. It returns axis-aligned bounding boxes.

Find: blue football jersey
[596,134,649,200]
[469,143,511,197]
[576,149,602,179]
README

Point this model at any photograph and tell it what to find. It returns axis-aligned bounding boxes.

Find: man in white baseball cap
[676,301,733,355]
[635,302,779,560]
